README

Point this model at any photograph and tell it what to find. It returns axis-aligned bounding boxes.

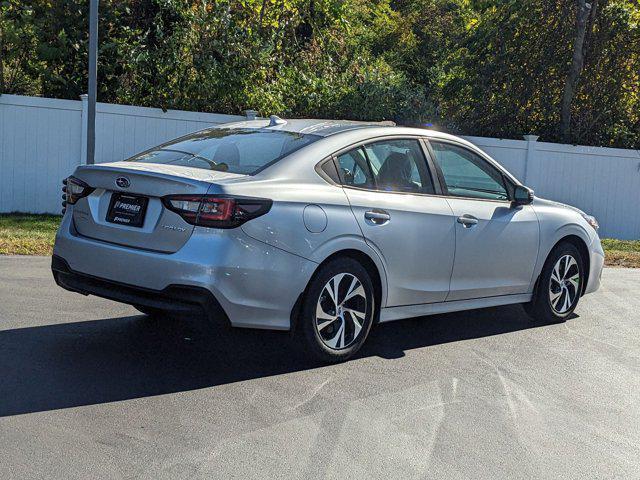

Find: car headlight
[581,213,599,231]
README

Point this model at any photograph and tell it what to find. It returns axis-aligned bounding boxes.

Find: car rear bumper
[53,213,318,330]
[52,255,225,320]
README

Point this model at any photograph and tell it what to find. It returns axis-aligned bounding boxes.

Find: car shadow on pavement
[0,304,563,417]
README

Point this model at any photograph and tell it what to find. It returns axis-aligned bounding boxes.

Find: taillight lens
[63,176,95,207]
[162,195,272,228]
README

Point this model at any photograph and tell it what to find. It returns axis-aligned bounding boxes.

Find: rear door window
[335,139,435,195]
[363,139,435,194]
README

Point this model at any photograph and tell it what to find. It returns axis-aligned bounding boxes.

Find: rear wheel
[299,258,376,363]
[525,242,584,323]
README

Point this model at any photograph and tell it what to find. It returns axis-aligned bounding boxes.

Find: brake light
[62,176,95,211]
[162,195,272,228]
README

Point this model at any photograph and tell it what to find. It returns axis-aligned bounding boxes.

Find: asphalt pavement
[1,256,639,479]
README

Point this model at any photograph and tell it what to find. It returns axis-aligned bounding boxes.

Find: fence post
[522,134,539,184]
[80,94,89,165]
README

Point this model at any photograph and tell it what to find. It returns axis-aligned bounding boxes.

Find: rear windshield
[127,128,321,175]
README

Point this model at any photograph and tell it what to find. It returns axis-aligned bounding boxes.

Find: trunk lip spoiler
[74,162,246,188]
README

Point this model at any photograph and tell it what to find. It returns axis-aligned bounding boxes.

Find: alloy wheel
[549,254,580,314]
[315,273,368,350]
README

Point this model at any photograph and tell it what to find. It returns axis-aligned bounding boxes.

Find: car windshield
[126,128,322,175]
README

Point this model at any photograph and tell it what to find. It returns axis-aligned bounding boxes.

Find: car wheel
[133,305,166,318]
[300,257,376,363]
[525,242,584,324]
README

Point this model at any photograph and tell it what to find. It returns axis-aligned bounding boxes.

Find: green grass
[0,213,61,255]
[600,238,640,268]
[0,214,639,267]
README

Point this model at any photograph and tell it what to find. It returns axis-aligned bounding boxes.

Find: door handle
[365,210,391,225]
[457,214,478,228]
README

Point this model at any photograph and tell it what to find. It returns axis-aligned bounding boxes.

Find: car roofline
[215,118,398,137]
[215,118,477,145]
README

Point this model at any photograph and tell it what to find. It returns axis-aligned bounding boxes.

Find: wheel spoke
[343,306,365,317]
[336,273,350,304]
[344,309,364,338]
[568,274,580,290]
[316,286,338,333]
[550,289,562,308]
[561,288,572,312]
[316,294,335,318]
[325,319,345,349]
[342,278,365,305]
[565,257,578,277]
[316,319,334,331]
[552,263,561,284]
[556,288,567,311]
[324,278,337,307]
[316,286,337,322]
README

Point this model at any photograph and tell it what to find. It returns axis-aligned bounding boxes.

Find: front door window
[430,142,509,201]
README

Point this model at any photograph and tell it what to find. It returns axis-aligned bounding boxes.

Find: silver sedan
[52,118,604,362]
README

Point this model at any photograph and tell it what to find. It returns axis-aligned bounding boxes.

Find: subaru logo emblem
[115,177,130,189]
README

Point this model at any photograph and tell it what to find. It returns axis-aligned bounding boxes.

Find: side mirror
[513,185,534,206]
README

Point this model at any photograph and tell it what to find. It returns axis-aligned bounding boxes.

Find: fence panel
[0,95,82,214]
[524,142,640,239]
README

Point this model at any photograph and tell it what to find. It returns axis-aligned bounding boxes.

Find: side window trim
[359,145,376,188]
[425,139,514,203]
[359,146,378,188]
[418,138,445,196]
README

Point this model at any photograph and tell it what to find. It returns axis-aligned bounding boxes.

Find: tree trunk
[0,18,4,94]
[259,0,268,28]
[560,0,597,143]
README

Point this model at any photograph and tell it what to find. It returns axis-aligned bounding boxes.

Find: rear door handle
[365,210,391,225]
[457,214,478,228]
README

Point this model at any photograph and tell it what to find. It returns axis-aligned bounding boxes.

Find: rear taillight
[162,195,272,228]
[62,176,94,212]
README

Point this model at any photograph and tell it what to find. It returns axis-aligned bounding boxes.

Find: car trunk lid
[70,162,245,252]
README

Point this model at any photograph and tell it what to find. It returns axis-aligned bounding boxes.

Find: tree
[0,1,40,95]
[560,0,599,143]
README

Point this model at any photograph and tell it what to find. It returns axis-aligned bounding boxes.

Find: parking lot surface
[1,256,639,479]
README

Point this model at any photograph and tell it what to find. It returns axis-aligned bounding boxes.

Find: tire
[299,257,376,363]
[133,305,167,318]
[524,242,584,324]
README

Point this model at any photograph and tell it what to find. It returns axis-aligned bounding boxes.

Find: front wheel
[524,242,584,323]
[299,257,376,363]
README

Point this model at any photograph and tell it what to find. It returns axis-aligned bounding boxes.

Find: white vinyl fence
[0,94,243,216]
[1,94,639,239]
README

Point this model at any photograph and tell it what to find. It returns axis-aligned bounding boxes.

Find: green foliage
[1,0,638,148]
[601,238,640,253]
[0,213,61,255]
